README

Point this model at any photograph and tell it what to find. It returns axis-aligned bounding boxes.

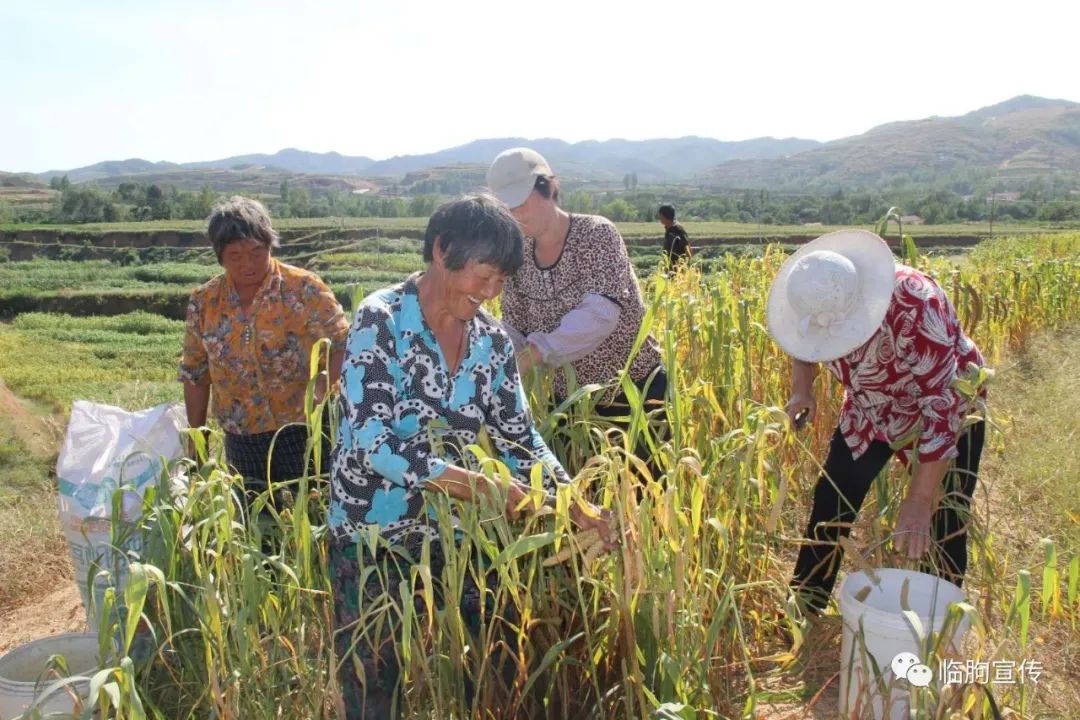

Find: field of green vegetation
[2,216,1056,242]
[3,217,1054,322]
[1,231,1079,717]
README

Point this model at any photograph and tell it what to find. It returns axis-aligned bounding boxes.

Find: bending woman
[329,195,611,718]
[487,148,669,478]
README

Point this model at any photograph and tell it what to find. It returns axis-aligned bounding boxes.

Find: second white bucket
[838,568,970,720]
[0,633,99,719]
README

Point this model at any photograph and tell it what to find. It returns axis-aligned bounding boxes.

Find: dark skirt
[223,419,332,500]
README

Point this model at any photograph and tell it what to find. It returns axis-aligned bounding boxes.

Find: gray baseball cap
[486,147,553,208]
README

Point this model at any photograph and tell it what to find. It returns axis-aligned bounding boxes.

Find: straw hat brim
[766,230,897,363]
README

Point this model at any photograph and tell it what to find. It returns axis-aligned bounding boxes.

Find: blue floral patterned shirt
[329,274,570,545]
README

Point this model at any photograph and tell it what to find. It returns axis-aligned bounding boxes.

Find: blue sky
[2,0,1078,173]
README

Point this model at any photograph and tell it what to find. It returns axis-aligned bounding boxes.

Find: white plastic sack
[57,400,187,630]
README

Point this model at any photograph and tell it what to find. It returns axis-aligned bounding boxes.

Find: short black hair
[423,194,524,275]
[207,196,279,262]
[658,204,676,221]
[534,175,560,203]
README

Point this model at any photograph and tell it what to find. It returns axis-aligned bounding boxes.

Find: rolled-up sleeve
[178,293,208,384]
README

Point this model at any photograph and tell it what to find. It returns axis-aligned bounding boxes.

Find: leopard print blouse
[501,213,663,401]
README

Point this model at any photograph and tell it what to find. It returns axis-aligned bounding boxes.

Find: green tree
[145,184,173,220]
[598,198,636,222]
[116,182,143,204]
[175,185,218,220]
[289,186,312,217]
[1036,200,1080,222]
[408,194,437,217]
[54,184,119,223]
[562,191,594,214]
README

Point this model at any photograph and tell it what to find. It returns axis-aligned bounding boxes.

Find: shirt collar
[225,257,282,304]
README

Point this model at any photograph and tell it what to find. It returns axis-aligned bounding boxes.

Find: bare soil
[0,584,86,655]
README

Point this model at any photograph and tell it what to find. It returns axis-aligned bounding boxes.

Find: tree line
[4,175,1078,226]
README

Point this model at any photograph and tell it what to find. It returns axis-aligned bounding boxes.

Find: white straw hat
[486,147,553,209]
[766,229,896,362]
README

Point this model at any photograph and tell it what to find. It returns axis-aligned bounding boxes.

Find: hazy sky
[3,0,1078,173]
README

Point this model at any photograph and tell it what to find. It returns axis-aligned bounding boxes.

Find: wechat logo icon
[891,651,933,688]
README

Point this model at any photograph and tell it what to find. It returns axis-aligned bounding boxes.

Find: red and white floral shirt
[825,265,984,464]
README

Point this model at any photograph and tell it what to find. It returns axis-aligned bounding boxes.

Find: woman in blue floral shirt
[329,195,611,718]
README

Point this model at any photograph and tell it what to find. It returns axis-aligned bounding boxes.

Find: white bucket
[838,569,970,719]
[0,633,99,719]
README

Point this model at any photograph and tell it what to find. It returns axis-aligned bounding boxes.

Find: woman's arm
[183,378,210,429]
[523,293,620,369]
[425,465,532,520]
[182,378,211,458]
[894,458,950,559]
[486,339,571,491]
[786,358,819,427]
[485,331,615,546]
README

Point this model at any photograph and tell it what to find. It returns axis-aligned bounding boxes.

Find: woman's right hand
[570,502,616,550]
[503,482,531,520]
[785,391,816,430]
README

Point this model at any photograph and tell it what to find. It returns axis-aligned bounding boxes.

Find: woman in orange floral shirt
[180,196,349,501]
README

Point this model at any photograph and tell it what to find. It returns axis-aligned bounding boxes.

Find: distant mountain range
[701,95,1080,188]
[35,137,820,185]
[21,95,1080,190]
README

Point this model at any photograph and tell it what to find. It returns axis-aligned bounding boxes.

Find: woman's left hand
[893,493,935,560]
[516,342,542,374]
[570,503,616,550]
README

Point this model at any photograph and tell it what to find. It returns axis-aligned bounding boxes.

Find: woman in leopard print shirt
[487,148,668,477]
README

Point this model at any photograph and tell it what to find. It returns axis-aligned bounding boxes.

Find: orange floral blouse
[179,259,350,435]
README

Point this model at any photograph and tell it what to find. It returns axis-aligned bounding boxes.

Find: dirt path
[0,380,77,656]
[0,378,61,462]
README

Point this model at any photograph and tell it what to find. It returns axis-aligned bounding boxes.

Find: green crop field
[3,215,1061,242]
[0,233,1079,717]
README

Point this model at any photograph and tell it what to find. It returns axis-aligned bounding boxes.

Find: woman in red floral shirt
[766,230,987,613]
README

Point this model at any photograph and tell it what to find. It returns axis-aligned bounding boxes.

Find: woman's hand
[570,502,616,550]
[784,391,816,429]
[893,492,935,560]
[503,482,531,520]
[516,342,543,374]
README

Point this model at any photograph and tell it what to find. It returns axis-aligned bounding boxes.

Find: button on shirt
[825,265,985,464]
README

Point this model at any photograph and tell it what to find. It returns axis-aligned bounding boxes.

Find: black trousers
[791,421,985,611]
